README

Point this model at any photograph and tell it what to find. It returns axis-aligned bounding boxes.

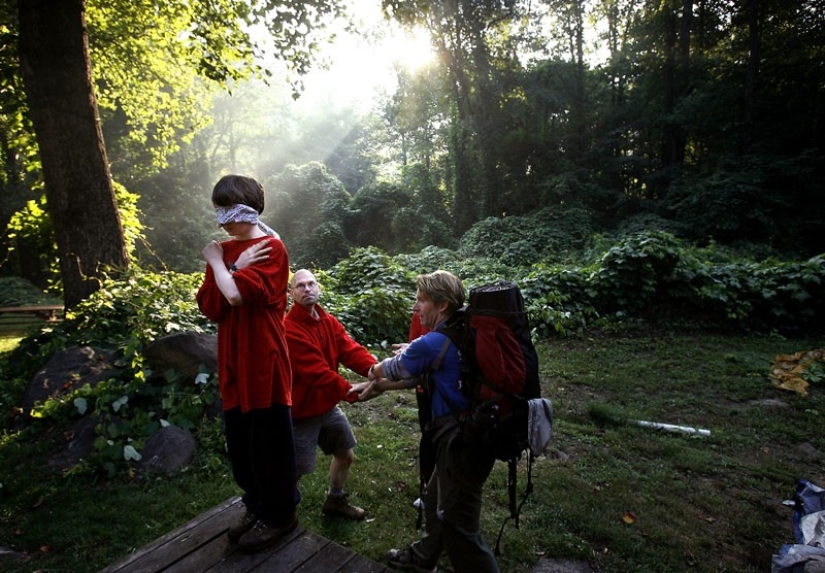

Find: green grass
[0,335,24,355]
[1,331,824,572]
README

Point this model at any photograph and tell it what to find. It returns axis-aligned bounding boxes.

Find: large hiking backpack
[436,280,552,553]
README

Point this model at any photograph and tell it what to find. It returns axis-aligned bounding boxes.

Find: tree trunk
[432,0,478,234]
[657,0,690,198]
[743,0,760,151]
[18,0,129,309]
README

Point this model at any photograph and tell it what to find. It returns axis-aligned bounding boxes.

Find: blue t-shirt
[401,331,468,420]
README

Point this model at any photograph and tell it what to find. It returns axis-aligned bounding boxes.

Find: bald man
[284,269,376,520]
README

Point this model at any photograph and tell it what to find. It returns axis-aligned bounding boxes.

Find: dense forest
[0,0,823,301]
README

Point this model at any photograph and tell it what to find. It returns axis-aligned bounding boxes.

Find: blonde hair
[416,270,465,313]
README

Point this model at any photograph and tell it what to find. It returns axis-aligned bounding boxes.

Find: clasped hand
[349,366,384,401]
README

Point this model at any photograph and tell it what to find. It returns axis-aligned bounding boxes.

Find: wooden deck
[99,496,390,573]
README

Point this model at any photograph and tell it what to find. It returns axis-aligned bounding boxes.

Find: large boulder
[142,331,217,384]
[22,332,219,475]
[138,424,197,474]
[143,331,222,419]
[48,415,99,472]
[22,346,120,415]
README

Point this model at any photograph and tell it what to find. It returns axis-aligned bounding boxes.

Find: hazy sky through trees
[278,0,435,113]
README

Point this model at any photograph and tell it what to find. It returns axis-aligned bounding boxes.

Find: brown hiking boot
[227,510,257,543]
[322,493,365,520]
[237,514,298,552]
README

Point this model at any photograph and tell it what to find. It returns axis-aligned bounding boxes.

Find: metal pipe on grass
[635,420,711,437]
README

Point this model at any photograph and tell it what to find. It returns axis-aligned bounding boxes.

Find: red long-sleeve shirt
[196,236,292,412]
[285,302,375,420]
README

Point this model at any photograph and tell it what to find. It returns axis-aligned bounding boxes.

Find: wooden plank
[337,554,390,573]
[0,315,46,328]
[161,528,239,573]
[99,497,243,573]
[165,526,307,573]
[206,528,326,573]
[0,305,63,319]
[99,496,389,573]
[0,305,64,313]
[0,305,63,330]
[292,540,356,573]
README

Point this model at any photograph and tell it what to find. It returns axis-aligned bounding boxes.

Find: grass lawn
[1,329,824,572]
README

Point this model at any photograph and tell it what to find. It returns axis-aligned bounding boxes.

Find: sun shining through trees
[296,0,435,112]
[272,0,437,182]
[221,1,438,192]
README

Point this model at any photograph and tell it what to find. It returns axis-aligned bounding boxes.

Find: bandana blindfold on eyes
[215,204,279,238]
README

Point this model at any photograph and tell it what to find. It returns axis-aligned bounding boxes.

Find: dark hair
[211,175,265,214]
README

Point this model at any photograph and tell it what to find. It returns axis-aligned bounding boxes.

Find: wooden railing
[0,305,64,331]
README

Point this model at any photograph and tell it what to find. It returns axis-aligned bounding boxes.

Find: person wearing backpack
[352,270,500,573]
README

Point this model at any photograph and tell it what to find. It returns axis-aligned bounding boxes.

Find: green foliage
[5,182,146,294]
[682,255,825,331]
[67,268,212,348]
[268,162,354,269]
[348,182,415,249]
[1,267,216,477]
[80,368,221,478]
[394,246,463,275]
[325,246,416,296]
[320,247,416,347]
[662,155,783,246]
[87,1,217,173]
[325,232,825,340]
[0,277,60,307]
[458,205,595,266]
[4,195,59,287]
[590,231,684,314]
[522,265,599,338]
[804,361,825,385]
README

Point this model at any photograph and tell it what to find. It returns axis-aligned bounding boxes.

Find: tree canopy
[1,0,345,305]
[1,0,823,297]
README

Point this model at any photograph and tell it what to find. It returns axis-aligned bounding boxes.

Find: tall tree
[11,0,343,307]
[385,0,527,232]
[18,0,127,308]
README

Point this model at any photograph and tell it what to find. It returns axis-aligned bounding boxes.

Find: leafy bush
[458,205,595,265]
[321,247,417,347]
[6,182,145,289]
[0,276,61,306]
[1,268,215,477]
[679,255,825,331]
[589,231,684,314]
[522,265,600,337]
[66,269,212,348]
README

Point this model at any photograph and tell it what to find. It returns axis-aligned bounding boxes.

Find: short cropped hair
[416,270,465,313]
[212,175,265,214]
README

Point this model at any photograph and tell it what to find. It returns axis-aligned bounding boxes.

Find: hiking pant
[412,432,500,573]
[224,403,300,527]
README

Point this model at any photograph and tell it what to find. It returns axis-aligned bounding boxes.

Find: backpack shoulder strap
[432,333,452,371]
[428,333,465,426]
